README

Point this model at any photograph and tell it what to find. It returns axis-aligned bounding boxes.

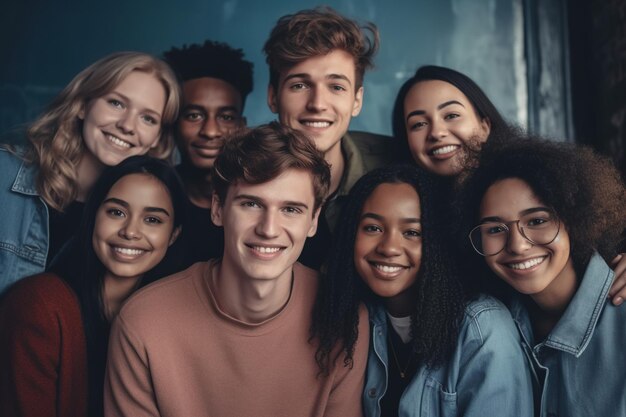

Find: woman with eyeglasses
[461,135,626,416]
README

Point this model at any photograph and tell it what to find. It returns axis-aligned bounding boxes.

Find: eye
[289,82,308,91]
[184,111,204,122]
[282,206,303,215]
[444,113,460,121]
[362,224,382,233]
[330,84,347,92]
[485,224,507,235]
[217,113,240,123]
[526,216,552,228]
[142,115,159,125]
[144,216,163,224]
[404,229,422,239]
[108,99,124,109]
[241,201,261,209]
[409,120,428,131]
[106,208,125,218]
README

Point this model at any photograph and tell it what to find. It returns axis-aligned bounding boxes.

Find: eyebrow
[479,207,553,223]
[361,212,421,224]
[283,73,353,86]
[109,91,162,118]
[102,198,171,217]
[405,100,466,122]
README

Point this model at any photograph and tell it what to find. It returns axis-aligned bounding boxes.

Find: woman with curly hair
[0,51,181,293]
[462,136,626,416]
[311,164,533,416]
[0,156,186,417]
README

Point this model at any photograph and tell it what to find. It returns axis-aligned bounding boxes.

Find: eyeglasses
[468,210,560,256]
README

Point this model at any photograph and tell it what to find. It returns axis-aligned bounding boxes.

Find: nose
[505,222,533,254]
[255,210,280,239]
[305,87,328,112]
[427,117,447,142]
[119,217,142,240]
[200,116,222,140]
[375,230,402,257]
[116,112,136,135]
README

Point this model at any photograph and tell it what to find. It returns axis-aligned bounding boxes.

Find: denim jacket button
[367,388,377,398]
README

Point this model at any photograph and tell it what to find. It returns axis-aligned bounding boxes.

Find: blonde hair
[25,51,181,211]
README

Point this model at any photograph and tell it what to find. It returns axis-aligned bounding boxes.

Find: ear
[351,86,364,117]
[240,116,247,127]
[267,84,278,114]
[307,207,321,238]
[479,117,491,139]
[211,193,223,226]
[168,226,182,246]
[78,104,86,120]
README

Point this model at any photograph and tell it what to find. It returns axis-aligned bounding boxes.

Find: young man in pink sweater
[104,123,369,417]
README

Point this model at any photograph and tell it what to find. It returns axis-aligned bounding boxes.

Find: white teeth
[509,257,545,270]
[374,264,403,273]
[253,246,281,254]
[114,247,145,256]
[106,134,132,148]
[302,121,331,128]
[431,145,458,155]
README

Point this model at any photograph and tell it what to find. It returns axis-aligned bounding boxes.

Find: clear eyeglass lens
[470,212,559,256]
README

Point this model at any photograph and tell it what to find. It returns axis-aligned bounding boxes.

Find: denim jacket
[363,294,533,417]
[509,252,626,417]
[0,147,49,293]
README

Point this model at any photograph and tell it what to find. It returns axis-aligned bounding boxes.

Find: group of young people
[0,6,625,417]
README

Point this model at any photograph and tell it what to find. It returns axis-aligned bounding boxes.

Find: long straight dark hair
[311,164,469,374]
[49,155,187,416]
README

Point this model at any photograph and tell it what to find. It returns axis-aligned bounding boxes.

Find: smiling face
[92,173,179,284]
[404,80,490,176]
[178,77,245,171]
[211,168,319,284]
[479,178,575,299]
[354,182,422,302]
[80,71,167,167]
[267,49,363,161]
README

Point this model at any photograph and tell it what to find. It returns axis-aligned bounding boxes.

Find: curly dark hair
[163,40,254,108]
[311,164,469,374]
[392,65,511,167]
[459,134,626,294]
[263,6,379,90]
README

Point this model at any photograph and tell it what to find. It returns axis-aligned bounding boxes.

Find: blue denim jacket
[509,252,626,417]
[363,294,533,417]
[0,147,49,293]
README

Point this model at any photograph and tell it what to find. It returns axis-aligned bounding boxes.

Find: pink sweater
[105,261,369,417]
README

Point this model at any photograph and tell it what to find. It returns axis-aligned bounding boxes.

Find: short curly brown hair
[263,6,379,91]
[211,122,330,212]
[461,134,626,277]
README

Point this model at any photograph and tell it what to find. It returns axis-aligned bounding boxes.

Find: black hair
[49,155,187,416]
[311,164,469,374]
[392,65,510,165]
[459,134,626,298]
[163,40,254,108]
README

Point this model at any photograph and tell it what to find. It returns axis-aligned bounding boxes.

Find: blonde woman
[0,52,180,293]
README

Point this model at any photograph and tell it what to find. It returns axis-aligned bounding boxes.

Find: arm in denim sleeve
[456,300,534,417]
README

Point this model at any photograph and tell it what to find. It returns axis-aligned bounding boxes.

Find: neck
[211,260,293,324]
[529,257,578,333]
[76,152,105,202]
[102,272,142,321]
[180,165,214,208]
[384,284,418,318]
[325,141,345,196]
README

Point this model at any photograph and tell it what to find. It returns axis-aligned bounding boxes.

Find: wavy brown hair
[24,51,180,211]
[263,6,379,90]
